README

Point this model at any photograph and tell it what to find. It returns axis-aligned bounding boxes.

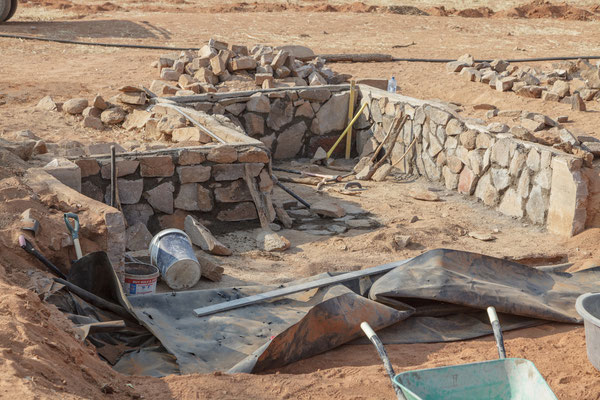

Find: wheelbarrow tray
[393,358,556,400]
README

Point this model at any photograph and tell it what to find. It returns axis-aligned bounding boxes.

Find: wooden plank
[345,80,356,159]
[243,164,270,229]
[193,259,410,317]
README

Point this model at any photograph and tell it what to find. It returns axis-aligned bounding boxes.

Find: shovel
[64,213,83,259]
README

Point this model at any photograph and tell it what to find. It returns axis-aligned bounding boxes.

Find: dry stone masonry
[75,144,273,251]
[357,85,595,237]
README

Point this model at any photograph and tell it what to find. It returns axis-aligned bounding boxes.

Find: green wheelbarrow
[361,307,557,400]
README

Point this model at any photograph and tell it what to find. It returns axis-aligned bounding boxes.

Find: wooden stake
[243,164,271,229]
[346,80,356,159]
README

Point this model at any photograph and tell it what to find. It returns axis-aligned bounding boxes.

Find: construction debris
[184,215,232,256]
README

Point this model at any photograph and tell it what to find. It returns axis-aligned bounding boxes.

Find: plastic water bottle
[387,77,397,93]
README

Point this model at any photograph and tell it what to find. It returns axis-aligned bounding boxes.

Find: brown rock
[63,98,88,114]
[177,165,211,183]
[237,148,269,163]
[217,202,258,221]
[310,200,346,218]
[178,150,207,165]
[184,215,232,256]
[75,159,100,177]
[571,93,586,111]
[83,116,104,130]
[207,145,238,163]
[140,156,175,177]
[256,229,290,252]
[101,107,126,125]
[214,179,252,202]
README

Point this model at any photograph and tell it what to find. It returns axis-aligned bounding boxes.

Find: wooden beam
[193,259,410,317]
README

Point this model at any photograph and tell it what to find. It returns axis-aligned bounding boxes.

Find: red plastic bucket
[124,262,159,296]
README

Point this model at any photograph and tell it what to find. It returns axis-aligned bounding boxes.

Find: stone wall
[74,143,273,243]
[173,85,352,159]
[357,85,591,236]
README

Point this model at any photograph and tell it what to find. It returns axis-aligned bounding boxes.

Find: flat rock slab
[407,188,441,202]
[468,231,496,241]
[311,201,346,218]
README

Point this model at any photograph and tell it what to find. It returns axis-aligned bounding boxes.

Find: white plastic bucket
[124,263,159,296]
[149,228,201,290]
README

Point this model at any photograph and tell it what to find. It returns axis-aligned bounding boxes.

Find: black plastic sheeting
[48,249,600,376]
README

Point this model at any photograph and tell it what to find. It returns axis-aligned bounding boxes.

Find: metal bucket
[124,262,159,296]
[149,229,201,290]
[576,292,600,371]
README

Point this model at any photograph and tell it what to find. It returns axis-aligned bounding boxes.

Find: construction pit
[4,1,600,399]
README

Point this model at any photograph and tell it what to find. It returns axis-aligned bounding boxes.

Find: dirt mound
[428,1,600,21]
[21,0,122,13]
[494,1,598,21]
[200,2,426,15]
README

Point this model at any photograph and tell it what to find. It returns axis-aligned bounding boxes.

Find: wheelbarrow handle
[64,213,80,239]
[487,306,507,359]
[360,322,407,400]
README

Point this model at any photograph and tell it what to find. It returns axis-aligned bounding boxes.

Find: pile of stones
[36,86,150,132]
[150,39,344,96]
[447,55,600,111]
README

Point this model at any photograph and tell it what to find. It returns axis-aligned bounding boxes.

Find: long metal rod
[162,84,351,103]
[274,179,311,208]
[193,259,409,317]
[54,278,132,320]
[326,102,368,159]
[110,145,116,208]
[154,102,226,144]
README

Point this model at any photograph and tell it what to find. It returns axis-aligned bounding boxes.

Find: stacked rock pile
[150,39,344,96]
[447,54,600,111]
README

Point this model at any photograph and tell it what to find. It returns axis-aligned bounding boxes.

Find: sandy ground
[1,1,600,399]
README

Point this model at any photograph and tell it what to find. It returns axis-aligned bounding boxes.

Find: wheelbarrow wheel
[6,0,17,21]
[0,0,12,22]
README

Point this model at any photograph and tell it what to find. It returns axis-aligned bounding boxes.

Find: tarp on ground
[51,249,600,376]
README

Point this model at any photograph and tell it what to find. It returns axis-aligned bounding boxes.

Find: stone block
[237,148,269,163]
[217,202,258,221]
[63,98,88,114]
[246,93,271,113]
[122,203,154,226]
[106,179,143,205]
[491,167,511,191]
[177,165,211,183]
[498,188,524,218]
[267,98,294,131]
[212,163,262,181]
[459,130,477,150]
[490,139,511,167]
[526,185,548,225]
[76,159,100,178]
[100,160,139,179]
[178,150,206,165]
[298,88,331,103]
[214,179,252,203]
[526,149,540,172]
[547,158,587,236]
[207,145,238,163]
[426,106,451,126]
[446,119,465,136]
[174,183,200,211]
[442,166,459,190]
[172,127,212,143]
[274,121,307,159]
[140,156,174,177]
[313,92,349,134]
[475,173,499,206]
[457,167,477,195]
[244,113,265,136]
[126,223,153,251]
[81,181,103,202]
[231,56,257,71]
[43,158,81,192]
[146,182,174,214]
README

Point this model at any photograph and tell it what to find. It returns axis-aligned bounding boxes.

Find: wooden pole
[345,80,356,159]
[326,102,367,159]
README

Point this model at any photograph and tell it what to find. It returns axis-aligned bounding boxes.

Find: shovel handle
[487,306,507,359]
[64,213,80,239]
